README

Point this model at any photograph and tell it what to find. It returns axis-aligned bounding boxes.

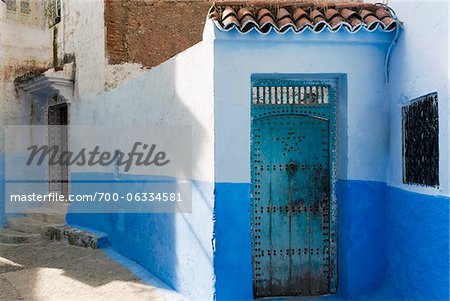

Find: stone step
[0,241,44,248]
[26,207,66,224]
[7,217,64,234]
[46,225,110,249]
[43,200,70,213]
[0,228,42,244]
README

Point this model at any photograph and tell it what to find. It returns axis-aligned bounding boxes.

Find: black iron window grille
[402,92,439,187]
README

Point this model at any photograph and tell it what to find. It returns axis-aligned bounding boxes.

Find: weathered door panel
[251,79,337,298]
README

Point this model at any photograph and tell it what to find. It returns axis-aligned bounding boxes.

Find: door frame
[249,75,338,296]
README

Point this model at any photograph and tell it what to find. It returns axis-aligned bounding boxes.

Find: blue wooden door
[251,78,337,297]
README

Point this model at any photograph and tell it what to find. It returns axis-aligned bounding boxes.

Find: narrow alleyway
[0,241,183,301]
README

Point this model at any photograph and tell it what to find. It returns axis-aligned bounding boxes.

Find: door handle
[287,162,298,175]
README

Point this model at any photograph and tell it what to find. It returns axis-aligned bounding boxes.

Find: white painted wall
[212,26,396,184]
[0,0,53,226]
[0,8,51,66]
[387,1,449,196]
[57,0,105,97]
[70,40,215,299]
[71,40,215,182]
[0,1,52,149]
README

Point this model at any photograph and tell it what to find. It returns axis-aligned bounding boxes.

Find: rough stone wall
[105,0,211,68]
[105,0,363,69]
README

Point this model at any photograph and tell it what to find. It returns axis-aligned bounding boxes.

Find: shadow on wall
[337,180,388,299]
[336,181,449,301]
[66,43,215,300]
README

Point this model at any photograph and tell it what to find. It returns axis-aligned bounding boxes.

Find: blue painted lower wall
[213,180,449,300]
[65,174,449,300]
[67,173,215,300]
[336,180,388,299]
[386,187,449,301]
[212,180,390,300]
[213,183,253,300]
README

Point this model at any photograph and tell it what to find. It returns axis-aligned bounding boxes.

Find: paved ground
[0,241,179,301]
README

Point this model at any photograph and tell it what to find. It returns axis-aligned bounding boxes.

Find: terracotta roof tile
[375,7,391,19]
[237,7,253,19]
[292,8,308,21]
[277,7,291,20]
[340,8,357,20]
[325,8,339,20]
[208,3,401,34]
[360,9,374,20]
[257,8,274,20]
[295,16,313,29]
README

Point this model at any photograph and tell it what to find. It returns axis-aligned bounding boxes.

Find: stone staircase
[0,204,67,246]
[0,228,42,244]
[1,202,109,249]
